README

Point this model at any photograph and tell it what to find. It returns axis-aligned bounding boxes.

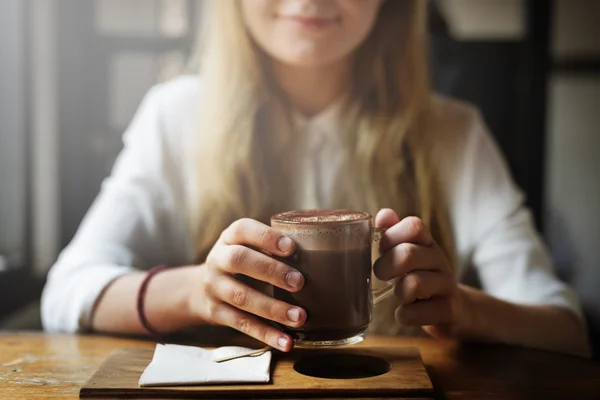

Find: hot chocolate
[271,210,373,344]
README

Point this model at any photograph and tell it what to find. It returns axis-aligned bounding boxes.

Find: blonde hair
[191,1,455,332]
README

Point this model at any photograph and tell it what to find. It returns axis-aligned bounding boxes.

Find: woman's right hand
[187,218,306,352]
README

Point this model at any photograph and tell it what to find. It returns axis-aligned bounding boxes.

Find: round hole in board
[293,354,390,379]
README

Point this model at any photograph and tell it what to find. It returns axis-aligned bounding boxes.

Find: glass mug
[271,209,395,347]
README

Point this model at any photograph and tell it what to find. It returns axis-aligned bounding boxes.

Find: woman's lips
[278,15,339,30]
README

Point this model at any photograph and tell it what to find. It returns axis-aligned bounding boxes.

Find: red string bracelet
[136,265,169,343]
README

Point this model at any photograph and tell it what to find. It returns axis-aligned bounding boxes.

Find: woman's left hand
[373,209,465,338]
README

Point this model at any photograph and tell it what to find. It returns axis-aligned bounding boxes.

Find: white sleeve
[444,106,583,319]
[41,84,192,333]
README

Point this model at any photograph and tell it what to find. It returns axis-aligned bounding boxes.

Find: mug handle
[371,227,397,305]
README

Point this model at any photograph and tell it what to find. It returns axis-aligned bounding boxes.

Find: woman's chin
[276,52,343,70]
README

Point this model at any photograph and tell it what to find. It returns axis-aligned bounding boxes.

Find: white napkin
[139,344,272,387]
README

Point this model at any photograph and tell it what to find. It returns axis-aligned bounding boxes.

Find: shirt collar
[290,98,344,138]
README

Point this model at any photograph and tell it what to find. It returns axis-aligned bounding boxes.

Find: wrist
[180,265,208,326]
[452,284,475,338]
[137,266,170,339]
[452,284,499,343]
[143,266,205,333]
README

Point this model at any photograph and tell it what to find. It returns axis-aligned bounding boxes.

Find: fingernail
[277,336,289,350]
[277,236,294,253]
[287,307,301,322]
[286,271,304,289]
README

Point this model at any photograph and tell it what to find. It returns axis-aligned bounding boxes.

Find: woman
[42,0,590,356]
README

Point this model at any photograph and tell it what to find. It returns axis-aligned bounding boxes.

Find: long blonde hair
[191,0,455,275]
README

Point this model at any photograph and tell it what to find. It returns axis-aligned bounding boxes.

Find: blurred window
[57,0,201,248]
[95,0,189,38]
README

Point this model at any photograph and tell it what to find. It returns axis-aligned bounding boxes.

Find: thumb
[375,208,400,229]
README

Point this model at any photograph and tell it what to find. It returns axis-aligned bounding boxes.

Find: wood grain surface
[1,332,600,399]
[80,346,433,398]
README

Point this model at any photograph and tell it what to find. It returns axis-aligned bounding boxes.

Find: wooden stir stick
[213,346,272,363]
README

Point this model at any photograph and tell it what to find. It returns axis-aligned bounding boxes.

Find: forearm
[91,266,200,335]
[453,284,591,357]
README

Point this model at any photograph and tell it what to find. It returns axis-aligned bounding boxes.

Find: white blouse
[41,75,582,333]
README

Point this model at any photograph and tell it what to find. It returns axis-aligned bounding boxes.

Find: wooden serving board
[80,346,433,399]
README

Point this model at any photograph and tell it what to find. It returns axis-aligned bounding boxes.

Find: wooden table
[1,332,599,399]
